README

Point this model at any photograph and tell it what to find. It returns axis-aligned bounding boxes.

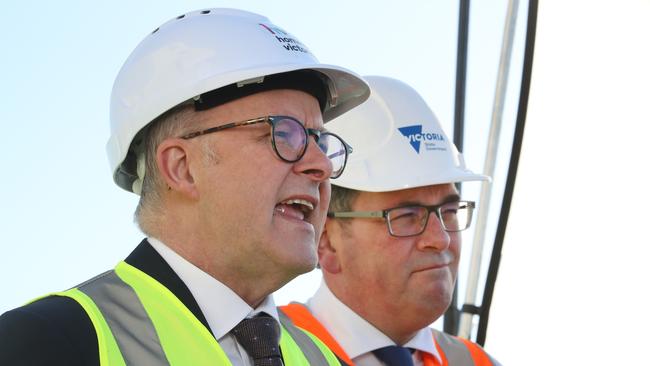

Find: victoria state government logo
[397,125,448,154]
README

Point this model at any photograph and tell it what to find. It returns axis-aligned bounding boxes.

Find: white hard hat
[327,75,489,192]
[107,8,370,193]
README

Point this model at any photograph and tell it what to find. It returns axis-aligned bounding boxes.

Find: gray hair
[134,101,194,235]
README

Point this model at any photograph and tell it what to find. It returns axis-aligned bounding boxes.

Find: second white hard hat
[327,75,489,192]
[107,8,370,193]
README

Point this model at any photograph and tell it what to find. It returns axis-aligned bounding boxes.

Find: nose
[416,213,451,252]
[292,136,333,182]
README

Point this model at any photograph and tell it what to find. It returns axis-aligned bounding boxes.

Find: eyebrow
[392,193,461,208]
[270,114,326,132]
[304,122,327,132]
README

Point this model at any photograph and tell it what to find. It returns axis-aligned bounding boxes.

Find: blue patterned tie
[372,345,414,366]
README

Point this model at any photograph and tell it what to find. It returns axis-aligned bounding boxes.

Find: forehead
[192,89,324,128]
[353,183,459,210]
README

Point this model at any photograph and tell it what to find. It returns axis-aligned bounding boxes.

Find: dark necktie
[231,314,284,366]
[372,345,415,366]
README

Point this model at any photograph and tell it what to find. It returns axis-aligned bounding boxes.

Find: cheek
[447,236,462,281]
[354,237,406,279]
[319,182,331,206]
[450,234,462,262]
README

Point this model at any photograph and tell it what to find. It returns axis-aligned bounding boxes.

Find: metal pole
[458,0,520,340]
[454,0,471,156]
[445,0,471,336]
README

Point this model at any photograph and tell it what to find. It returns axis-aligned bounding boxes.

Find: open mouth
[275,198,315,221]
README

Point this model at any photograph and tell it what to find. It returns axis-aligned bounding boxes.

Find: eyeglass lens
[318,134,346,178]
[387,202,471,236]
[272,117,307,160]
[272,117,347,178]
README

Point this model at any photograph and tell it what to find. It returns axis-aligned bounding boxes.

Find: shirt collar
[147,237,279,340]
[307,280,441,364]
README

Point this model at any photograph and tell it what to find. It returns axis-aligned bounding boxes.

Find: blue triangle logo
[398,125,423,153]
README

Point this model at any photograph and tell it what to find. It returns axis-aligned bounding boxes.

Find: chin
[282,250,318,276]
[410,298,450,324]
[418,285,453,313]
[295,253,319,273]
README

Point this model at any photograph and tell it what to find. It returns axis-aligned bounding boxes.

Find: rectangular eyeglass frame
[327,200,476,235]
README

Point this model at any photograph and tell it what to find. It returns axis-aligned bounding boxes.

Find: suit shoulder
[0,295,99,366]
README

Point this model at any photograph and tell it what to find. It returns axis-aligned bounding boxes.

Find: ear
[156,138,199,200]
[318,219,342,274]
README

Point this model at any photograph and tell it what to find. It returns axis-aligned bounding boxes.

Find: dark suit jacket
[0,239,213,366]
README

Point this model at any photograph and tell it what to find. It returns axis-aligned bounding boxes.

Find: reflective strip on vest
[456,336,497,366]
[54,261,338,365]
[77,269,170,365]
[433,330,473,365]
[46,288,126,366]
[433,330,494,366]
[280,303,354,366]
[279,311,331,366]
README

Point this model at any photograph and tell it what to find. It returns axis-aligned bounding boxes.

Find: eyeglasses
[180,115,352,178]
[328,201,475,237]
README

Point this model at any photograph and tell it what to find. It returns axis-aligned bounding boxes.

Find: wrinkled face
[324,183,461,328]
[188,89,332,286]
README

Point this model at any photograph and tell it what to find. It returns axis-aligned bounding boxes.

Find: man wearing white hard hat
[280,76,500,366]
[0,9,369,365]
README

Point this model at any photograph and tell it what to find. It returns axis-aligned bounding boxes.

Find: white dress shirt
[306,280,442,366]
[148,237,279,366]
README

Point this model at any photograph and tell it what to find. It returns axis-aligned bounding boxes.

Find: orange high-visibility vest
[280,303,496,366]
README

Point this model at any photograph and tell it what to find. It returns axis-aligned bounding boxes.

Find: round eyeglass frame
[180,115,352,179]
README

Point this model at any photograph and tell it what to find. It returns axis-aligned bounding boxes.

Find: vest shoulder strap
[432,329,494,366]
[115,261,231,365]
[279,303,354,366]
[44,287,127,366]
[278,310,341,366]
[63,263,233,365]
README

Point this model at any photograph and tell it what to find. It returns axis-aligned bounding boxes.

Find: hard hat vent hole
[176,14,185,19]
[201,10,211,14]
[151,27,159,34]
